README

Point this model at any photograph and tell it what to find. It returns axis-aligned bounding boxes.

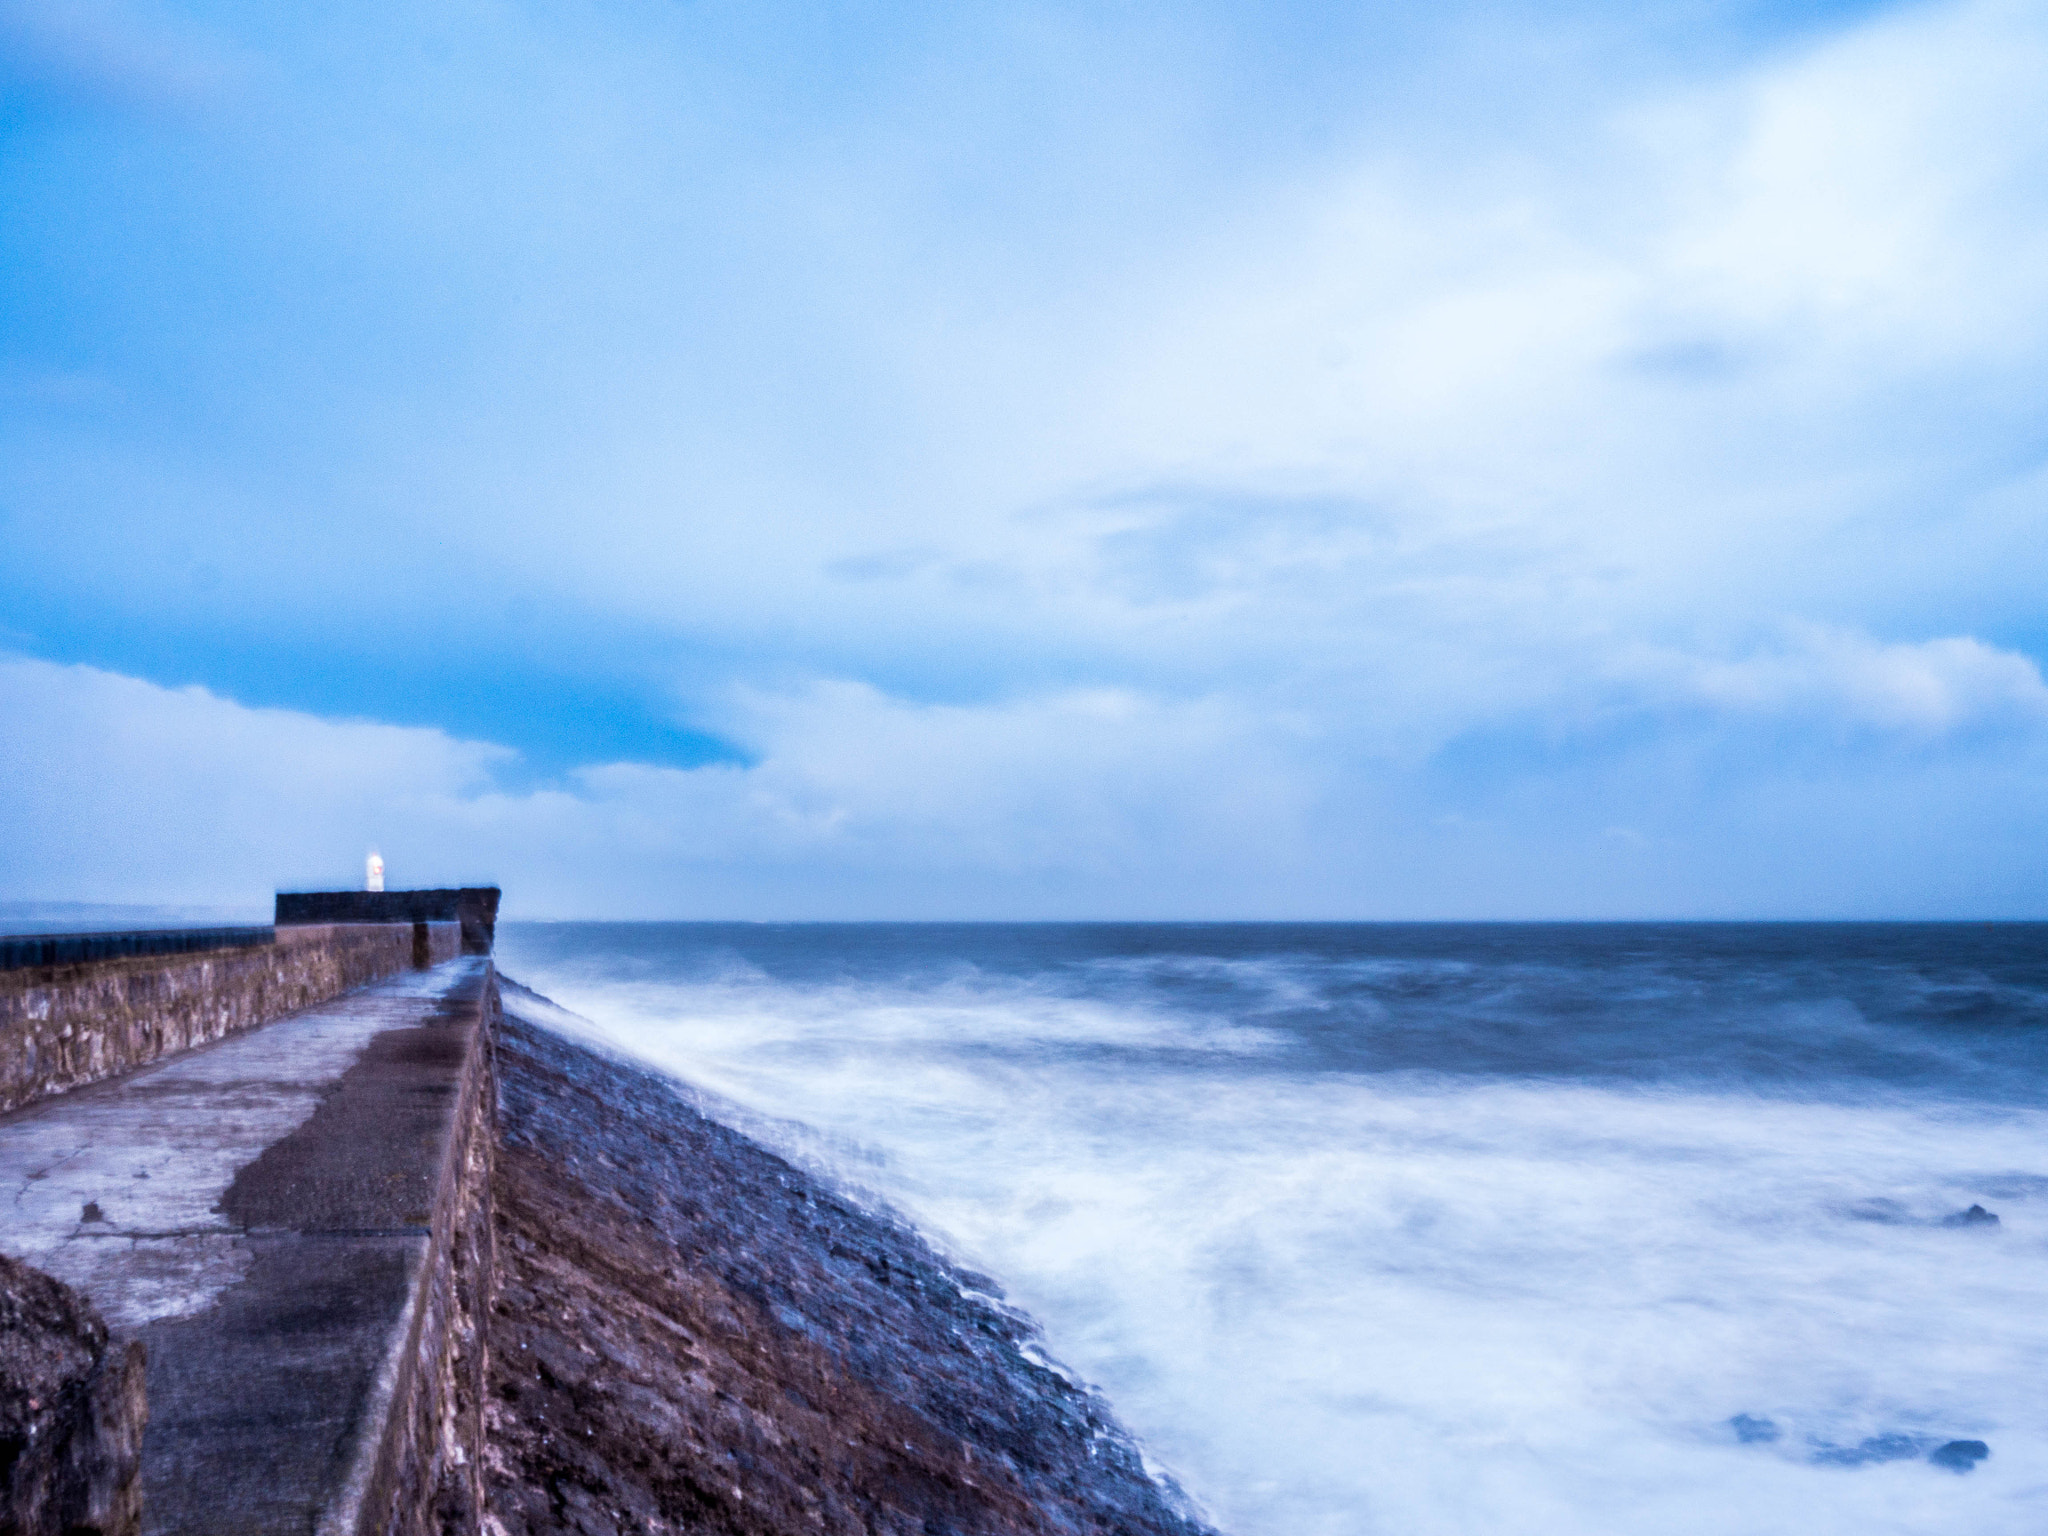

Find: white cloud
[571,681,1314,873]
[990,0,2048,666]
[0,657,507,902]
[11,0,2048,737]
[5,648,2045,920]
[603,0,2048,801]
[5,0,2048,918]
[1650,0,2048,365]
[0,0,243,111]
[0,658,1311,914]
[1669,627,2048,736]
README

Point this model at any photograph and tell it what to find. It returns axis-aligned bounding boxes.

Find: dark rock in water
[1929,1440,1990,1472]
[1851,1199,2002,1228]
[1810,1430,1994,1472]
[485,990,1213,1536]
[1940,1204,1999,1228]
[1729,1413,1781,1444]
[0,1251,148,1536]
[1811,1433,1925,1467]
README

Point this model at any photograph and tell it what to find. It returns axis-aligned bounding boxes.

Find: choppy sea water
[493,922,2048,1536]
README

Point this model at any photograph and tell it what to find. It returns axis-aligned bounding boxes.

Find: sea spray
[497,922,2048,1536]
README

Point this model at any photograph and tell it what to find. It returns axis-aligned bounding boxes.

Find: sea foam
[498,923,2048,1536]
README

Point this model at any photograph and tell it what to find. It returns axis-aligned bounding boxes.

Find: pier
[1,891,1209,1536]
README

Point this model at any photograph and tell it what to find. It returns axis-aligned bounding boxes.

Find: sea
[492,922,2048,1536]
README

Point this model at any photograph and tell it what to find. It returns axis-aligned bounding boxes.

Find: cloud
[1646,0,2048,367]
[1070,0,2048,570]
[0,657,507,903]
[0,657,1311,912]
[602,681,1314,873]
[0,0,241,113]
[1666,627,2048,737]
[3,0,2048,917]
[4,650,2045,920]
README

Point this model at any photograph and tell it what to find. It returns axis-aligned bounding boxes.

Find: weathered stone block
[0,1253,147,1536]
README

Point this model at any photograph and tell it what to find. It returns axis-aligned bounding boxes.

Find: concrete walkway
[0,957,490,1535]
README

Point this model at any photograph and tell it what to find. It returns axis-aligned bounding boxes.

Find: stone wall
[0,918,495,1534]
[479,987,1218,1536]
[338,967,499,1536]
[4,953,1209,1536]
[0,927,273,973]
[0,922,461,1118]
[277,890,500,957]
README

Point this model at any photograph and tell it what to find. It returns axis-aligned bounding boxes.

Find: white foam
[506,959,2048,1536]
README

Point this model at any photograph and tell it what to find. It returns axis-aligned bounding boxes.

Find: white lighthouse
[366,851,385,892]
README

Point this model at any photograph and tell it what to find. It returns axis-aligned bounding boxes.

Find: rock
[0,1251,148,1535]
[1811,1432,1923,1467]
[1729,1414,1780,1444]
[1941,1204,1999,1228]
[1929,1439,1990,1473]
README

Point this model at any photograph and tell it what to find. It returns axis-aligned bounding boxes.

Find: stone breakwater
[1,934,1213,1535]
[0,958,494,1536]
[487,983,1214,1536]
[0,922,461,1117]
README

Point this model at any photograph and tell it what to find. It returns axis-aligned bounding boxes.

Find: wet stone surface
[0,959,492,1536]
[487,989,1215,1536]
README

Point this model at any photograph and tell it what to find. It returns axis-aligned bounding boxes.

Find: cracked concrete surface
[0,963,479,1330]
[0,958,492,1536]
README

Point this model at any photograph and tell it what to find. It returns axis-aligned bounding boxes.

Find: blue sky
[3,0,2045,917]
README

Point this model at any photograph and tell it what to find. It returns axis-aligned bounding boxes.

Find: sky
[2,0,2046,919]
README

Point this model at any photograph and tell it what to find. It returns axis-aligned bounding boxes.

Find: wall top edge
[0,926,275,974]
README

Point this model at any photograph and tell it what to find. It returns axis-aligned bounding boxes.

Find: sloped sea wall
[0,924,1208,1535]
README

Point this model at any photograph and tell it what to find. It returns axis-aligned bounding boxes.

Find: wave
[496,924,2048,1535]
